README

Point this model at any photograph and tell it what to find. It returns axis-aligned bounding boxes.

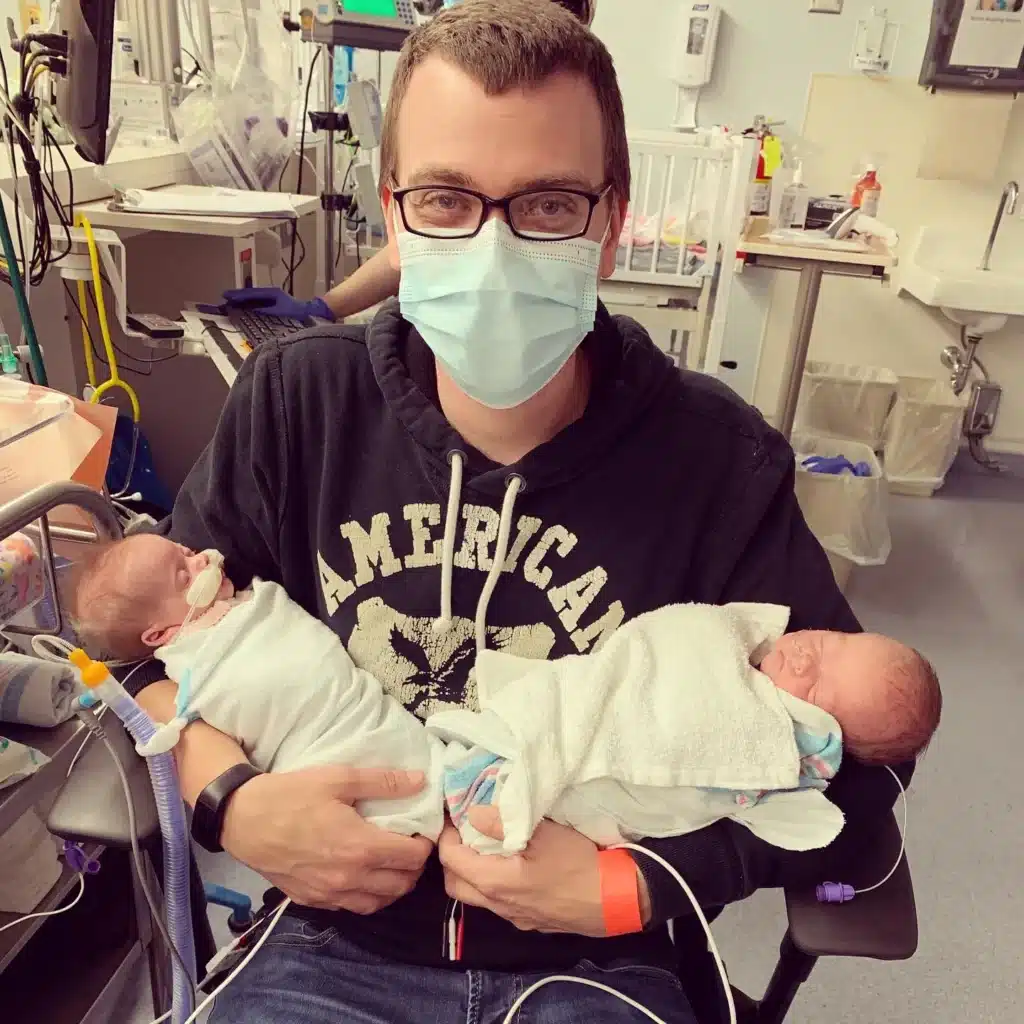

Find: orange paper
[0,381,117,529]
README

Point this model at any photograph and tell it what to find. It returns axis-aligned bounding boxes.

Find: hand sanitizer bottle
[778,162,810,230]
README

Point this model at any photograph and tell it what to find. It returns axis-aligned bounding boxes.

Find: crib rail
[614,131,754,289]
[0,483,123,636]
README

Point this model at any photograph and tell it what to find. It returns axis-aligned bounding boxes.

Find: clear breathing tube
[70,650,197,1023]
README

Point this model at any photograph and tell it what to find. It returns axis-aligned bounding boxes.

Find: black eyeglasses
[392,184,612,242]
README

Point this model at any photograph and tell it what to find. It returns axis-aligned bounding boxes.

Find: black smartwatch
[192,763,263,853]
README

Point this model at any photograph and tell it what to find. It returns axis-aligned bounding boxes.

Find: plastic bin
[794,362,899,450]
[793,433,891,591]
[883,376,966,497]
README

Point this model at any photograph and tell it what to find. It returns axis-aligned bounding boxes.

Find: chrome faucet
[980,181,1019,271]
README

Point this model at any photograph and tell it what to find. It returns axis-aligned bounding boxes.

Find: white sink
[899,226,1024,332]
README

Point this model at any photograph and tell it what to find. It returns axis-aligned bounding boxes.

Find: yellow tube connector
[70,648,112,689]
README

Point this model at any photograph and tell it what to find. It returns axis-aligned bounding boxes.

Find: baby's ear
[142,625,175,649]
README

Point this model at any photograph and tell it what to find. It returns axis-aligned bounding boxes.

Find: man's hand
[222,766,433,914]
[438,807,652,936]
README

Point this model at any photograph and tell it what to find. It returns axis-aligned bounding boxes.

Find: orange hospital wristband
[599,849,643,937]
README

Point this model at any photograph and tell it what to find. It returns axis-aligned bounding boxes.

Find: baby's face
[759,630,910,739]
[112,535,235,648]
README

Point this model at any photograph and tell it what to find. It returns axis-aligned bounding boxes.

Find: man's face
[383,57,625,279]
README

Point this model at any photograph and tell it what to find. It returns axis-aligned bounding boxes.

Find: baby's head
[71,535,234,660]
[759,631,941,764]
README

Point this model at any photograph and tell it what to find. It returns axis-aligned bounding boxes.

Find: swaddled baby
[71,535,446,841]
[72,537,940,856]
[428,602,941,854]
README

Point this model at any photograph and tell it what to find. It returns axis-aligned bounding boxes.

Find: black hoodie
[150,301,903,973]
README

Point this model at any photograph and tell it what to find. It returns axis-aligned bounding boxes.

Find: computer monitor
[55,0,116,165]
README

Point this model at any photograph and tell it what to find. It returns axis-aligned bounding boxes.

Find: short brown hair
[852,649,942,765]
[380,0,629,202]
[552,0,595,23]
[69,539,154,662]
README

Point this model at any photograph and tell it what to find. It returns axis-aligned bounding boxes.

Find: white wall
[758,76,1024,450]
[593,0,1024,450]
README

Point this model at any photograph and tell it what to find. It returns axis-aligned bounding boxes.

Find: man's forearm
[137,681,248,807]
[324,247,400,320]
[632,822,755,925]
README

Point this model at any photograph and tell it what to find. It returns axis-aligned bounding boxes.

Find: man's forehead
[396,56,605,193]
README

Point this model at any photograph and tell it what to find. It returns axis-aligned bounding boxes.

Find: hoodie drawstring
[435,451,465,631]
[434,451,524,654]
[475,474,523,652]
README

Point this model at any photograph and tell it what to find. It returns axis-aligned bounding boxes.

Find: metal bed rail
[0,482,123,639]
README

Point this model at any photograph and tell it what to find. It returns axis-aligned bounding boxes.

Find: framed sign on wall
[921,0,1024,91]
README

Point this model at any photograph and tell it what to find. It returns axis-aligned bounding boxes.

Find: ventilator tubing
[113,694,198,1022]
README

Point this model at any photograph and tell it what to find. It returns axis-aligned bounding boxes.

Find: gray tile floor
[118,454,1024,1024]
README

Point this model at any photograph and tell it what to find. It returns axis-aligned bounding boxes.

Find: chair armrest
[47,716,161,849]
[784,810,918,961]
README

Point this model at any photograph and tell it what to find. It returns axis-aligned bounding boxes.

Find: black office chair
[48,727,917,1024]
[680,809,917,1024]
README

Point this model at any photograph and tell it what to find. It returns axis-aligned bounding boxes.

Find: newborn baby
[428,602,940,854]
[73,538,939,856]
[71,534,446,841]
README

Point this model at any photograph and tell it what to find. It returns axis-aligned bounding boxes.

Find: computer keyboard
[225,309,311,349]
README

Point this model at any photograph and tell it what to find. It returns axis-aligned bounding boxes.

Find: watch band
[599,849,643,937]
[192,763,263,854]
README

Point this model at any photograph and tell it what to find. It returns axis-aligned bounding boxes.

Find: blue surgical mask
[397,218,604,409]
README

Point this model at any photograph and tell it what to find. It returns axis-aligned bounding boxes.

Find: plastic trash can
[794,362,899,450]
[793,433,892,592]
[883,376,966,497]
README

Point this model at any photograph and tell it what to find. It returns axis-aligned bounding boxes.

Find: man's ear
[142,624,176,650]
[381,186,401,272]
[599,194,628,280]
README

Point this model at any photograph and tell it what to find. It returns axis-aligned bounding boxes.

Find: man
[225,0,597,323]
[137,3,903,1021]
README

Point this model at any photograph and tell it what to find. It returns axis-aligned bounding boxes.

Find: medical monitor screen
[344,0,401,16]
[55,0,116,164]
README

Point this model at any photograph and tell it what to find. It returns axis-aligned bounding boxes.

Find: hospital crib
[0,483,919,1024]
[602,130,757,376]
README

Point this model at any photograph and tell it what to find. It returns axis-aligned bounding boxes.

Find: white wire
[93,720,197,995]
[148,898,292,1024]
[500,844,734,1024]
[31,633,143,668]
[133,774,907,1024]
[502,975,671,1024]
[65,659,152,778]
[229,0,250,91]
[180,0,215,81]
[856,766,907,896]
[0,872,86,935]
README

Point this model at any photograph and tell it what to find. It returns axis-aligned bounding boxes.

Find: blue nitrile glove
[222,287,336,322]
[802,455,872,478]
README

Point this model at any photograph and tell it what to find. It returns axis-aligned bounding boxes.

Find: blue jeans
[209,915,697,1023]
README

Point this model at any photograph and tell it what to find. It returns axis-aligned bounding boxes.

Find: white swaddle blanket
[427,602,845,853]
[158,579,446,841]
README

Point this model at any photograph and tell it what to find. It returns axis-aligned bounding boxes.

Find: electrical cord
[180,0,214,81]
[285,47,321,296]
[63,280,179,376]
[64,661,152,779]
[130,774,907,1023]
[853,766,907,896]
[0,873,86,936]
[143,898,292,1024]
[75,706,198,997]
